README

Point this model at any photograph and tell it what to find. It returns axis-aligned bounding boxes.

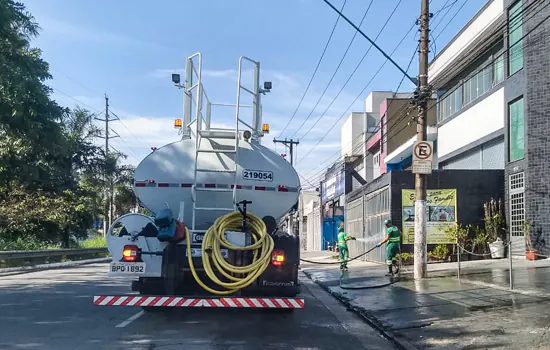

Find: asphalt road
[0,263,397,350]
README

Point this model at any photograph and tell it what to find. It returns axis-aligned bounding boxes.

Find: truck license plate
[109,262,146,275]
[186,248,228,258]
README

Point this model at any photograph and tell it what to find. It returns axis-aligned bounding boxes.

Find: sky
[22,0,487,186]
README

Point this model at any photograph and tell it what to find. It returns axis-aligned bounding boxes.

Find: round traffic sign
[414,141,432,160]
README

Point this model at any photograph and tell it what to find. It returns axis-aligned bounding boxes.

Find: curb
[0,257,112,276]
[302,270,418,350]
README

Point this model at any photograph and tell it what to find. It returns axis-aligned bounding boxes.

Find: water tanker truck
[93,53,304,311]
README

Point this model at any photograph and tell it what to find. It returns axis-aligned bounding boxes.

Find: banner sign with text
[401,189,457,244]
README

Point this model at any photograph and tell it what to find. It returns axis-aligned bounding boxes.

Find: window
[509,1,523,75]
[509,97,525,162]
[509,172,525,240]
[494,54,505,84]
[438,50,505,123]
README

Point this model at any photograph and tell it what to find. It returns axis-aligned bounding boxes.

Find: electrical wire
[300,0,548,181]
[288,0,375,140]
[294,0,405,144]
[433,0,470,41]
[276,0,348,138]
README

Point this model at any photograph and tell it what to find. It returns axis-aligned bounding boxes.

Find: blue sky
[23,0,486,184]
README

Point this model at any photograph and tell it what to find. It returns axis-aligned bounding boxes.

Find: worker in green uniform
[337,223,356,270]
[376,219,401,276]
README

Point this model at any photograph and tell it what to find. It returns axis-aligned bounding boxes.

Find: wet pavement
[301,256,550,349]
[0,262,398,350]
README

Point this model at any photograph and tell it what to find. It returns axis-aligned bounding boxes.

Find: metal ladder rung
[194,207,234,211]
[197,149,236,154]
[196,168,236,173]
[195,187,233,193]
[199,130,237,139]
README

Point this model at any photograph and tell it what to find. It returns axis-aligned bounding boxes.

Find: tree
[0,0,68,193]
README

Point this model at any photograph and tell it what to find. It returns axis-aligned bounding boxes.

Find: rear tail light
[271,250,285,266]
[122,245,141,262]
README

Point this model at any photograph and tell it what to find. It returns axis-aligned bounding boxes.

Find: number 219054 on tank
[242,169,273,182]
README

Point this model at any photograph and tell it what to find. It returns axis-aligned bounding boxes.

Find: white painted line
[116,310,145,328]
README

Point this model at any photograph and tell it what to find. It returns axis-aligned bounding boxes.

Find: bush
[79,236,107,248]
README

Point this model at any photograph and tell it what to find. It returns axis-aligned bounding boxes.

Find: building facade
[429,0,550,256]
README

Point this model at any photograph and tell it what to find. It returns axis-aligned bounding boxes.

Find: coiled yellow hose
[184,211,274,295]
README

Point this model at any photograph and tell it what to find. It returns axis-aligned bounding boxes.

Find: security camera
[172,74,181,84]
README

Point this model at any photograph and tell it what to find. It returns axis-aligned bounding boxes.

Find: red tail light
[271,250,285,266]
[122,245,140,262]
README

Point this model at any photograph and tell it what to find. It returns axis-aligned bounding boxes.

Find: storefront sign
[401,189,457,244]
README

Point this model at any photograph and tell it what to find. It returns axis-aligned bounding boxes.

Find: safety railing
[0,248,109,269]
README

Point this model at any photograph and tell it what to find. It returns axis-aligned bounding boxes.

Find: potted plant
[428,244,449,263]
[470,225,490,260]
[444,224,469,261]
[524,220,537,260]
[484,198,507,258]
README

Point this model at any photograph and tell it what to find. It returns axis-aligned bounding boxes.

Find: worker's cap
[155,208,177,239]
[384,219,392,225]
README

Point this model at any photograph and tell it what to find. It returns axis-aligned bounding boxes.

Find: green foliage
[484,198,507,242]
[396,252,413,264]
[429,244,449,260]
[80,236,107,248]
[0,1,137,250]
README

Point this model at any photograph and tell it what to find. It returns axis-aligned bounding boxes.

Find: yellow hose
[184,211,275,295]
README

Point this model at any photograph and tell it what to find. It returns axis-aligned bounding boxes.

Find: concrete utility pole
[414,0,430,280]
[273,138,300,166]
[273,138,300,235]
[95,95,119,236]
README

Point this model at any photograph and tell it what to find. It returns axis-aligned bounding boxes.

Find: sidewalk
[301,255,550,350]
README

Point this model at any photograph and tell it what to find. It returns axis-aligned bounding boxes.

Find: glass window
[454,88,462,111]
[483,65,492,93]
[509,1,523,75]
[509,97,525,162]
[464,79,471,105]
[494,54,505,84]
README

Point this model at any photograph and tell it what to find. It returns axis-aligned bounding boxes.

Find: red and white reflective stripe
[134,182,298,193]
[93,296,305,308]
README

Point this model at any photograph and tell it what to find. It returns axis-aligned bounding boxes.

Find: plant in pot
[524,220,537,260]
[397,252,414,265]
[484,198,507,258]
[444,223,469,261]
[470,225,490,259]
[428,244,449,262]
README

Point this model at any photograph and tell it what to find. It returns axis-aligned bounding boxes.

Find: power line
[288,0,375,139]
[295,0,407,146]
[321,0,417,84]
[297,22,417,163]
[297,3,451,175]
[302,0,549,188]
[276,0,348,138]
[433,0,470,41]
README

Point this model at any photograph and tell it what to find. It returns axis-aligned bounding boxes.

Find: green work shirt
[337,231,348,247]
[386,226,401,243]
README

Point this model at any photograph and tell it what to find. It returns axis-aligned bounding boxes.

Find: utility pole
[95,94,119,236]
[273,138,300,165]
[273,138,300,235]
[414,0,430,280]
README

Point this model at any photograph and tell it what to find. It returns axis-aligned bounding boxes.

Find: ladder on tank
[183,53,266,232]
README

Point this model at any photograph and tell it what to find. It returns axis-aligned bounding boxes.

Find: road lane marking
[116,310,145,328]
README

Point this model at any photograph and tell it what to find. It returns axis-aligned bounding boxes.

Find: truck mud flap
[93,295,305,309]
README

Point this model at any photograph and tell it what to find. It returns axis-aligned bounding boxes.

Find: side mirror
[172,74,181,84]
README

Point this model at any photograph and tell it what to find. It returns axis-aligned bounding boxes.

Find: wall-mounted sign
[321,170,345,204]
[401,189,457,244]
